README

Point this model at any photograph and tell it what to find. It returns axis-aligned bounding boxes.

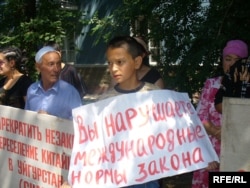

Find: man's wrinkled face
[36,52,61,88]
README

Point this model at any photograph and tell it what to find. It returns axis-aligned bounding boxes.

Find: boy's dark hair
[107,36,144,58]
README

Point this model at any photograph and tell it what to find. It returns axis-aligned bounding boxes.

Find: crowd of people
[0,37,249,188]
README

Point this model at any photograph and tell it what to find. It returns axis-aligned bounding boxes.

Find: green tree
[89,0,250,97]
[0,0,84,80]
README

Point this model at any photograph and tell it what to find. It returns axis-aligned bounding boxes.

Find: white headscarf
[35,46,59,63]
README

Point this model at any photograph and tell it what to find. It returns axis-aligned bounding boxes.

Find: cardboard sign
[220,97,250,171]
[69,90,219,188]
[0,106,74,188]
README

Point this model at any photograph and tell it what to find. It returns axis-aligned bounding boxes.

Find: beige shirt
[98,82,160,101]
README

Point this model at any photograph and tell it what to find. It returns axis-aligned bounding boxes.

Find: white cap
[133,37,150,55]
[35,46,57,63]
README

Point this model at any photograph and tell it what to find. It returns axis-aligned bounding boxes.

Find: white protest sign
[0,105,74,188]
[70,90,219,188]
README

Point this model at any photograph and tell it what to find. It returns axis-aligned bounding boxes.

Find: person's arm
[215,103,222,114]
[206,161,220,170]
[214,87,224,114]
[197,78,221,140]
[60,182,71,188]
[21,75,33,102]
[202,120,221,140]
[196,79,221,170]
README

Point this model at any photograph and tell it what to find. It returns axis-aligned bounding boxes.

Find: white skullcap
[35,46,57,63]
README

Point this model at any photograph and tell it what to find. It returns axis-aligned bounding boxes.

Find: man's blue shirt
[25,80,82,119]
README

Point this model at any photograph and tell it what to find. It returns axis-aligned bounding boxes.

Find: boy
[99,36,160,101]
[61,36,160,188]
[99,36,160,188]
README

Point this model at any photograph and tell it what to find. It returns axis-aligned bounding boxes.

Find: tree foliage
[0,0,249,97]
[0,0,84,80]
[89,0,250,96]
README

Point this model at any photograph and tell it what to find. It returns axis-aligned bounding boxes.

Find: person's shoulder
[20,74,33,83]
[62,63,76,71]
[204,76,221,84]
[149,67,161,75]
[202,76,222,89]
[58,80,81,95]
[20,74,30,79]
[26,81,39,93]
[143,82,160,90]
[59,79,75,88]
[97,88,119,101]
[29,80,39,87]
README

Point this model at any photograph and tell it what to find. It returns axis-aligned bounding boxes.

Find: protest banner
[69,90,219,188]
[0,106,74,188]
[220,97,250,171]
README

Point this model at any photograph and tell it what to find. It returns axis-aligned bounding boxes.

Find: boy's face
[106,47,142,85]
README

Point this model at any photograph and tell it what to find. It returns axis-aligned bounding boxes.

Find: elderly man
[25,46,82,120]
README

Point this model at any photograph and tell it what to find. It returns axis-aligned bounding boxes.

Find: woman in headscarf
[192,39,248,188]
